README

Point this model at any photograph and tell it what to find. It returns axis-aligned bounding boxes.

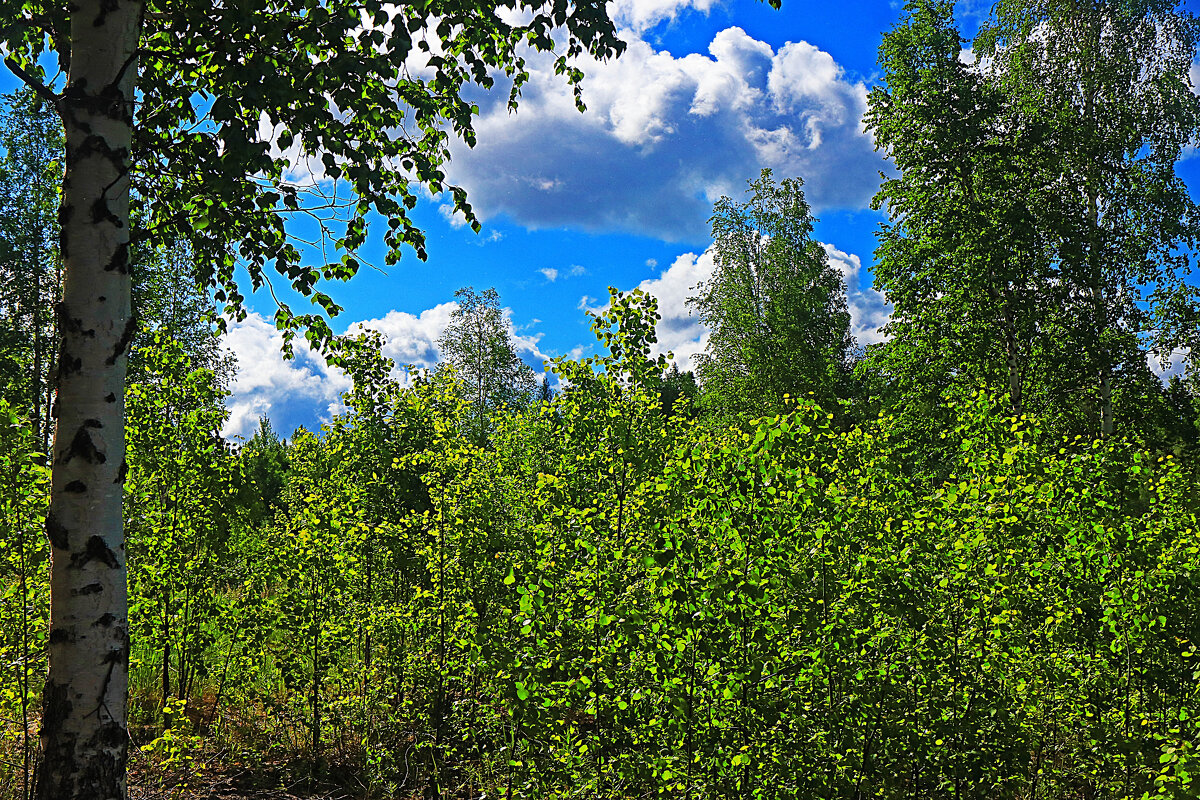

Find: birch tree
[688,170,855,418]
[864,0,1052,448]
[438,286,537,444]
[975,0,1200,438]
[0,1,625,796]
[866,0,1200,443]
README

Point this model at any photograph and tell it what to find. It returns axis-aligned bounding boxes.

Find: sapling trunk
[162,591,171,728]
[17,475,32,800]
[311,568,322,762]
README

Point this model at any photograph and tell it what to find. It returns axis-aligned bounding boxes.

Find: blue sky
[159,0,1200,437]
[223,0,922,437]
[4,0,1198,438]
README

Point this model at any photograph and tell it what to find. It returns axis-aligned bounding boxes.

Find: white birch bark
[36,1,142,797]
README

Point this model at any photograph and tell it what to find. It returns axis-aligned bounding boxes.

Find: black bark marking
[70,536,120,570]
[59,351,82,377]
[102,643,128,666]
[106,316,137,365]
[65,424,105,465]
[72,583,103,596]
[93,613,117,627]
[68,133,114,164]
[90,197,121,227]
[94,0,120,27]
[56,202,72,263]
[46,512,70,550]
[57,302,96,339]
[104,241,129,273]
[95,720,126,748]
[39,680,72,722]
[36,681,75,792]
[84,418,102,428]
[48,628,76,645]
[104,392,116,403]
[68,131,129,169]
[114,458,128,484]
[64,480,87,494]
[57,204,69,258]
[78,723,127,798]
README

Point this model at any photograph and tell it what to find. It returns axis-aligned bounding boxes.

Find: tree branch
[2,57,61,110]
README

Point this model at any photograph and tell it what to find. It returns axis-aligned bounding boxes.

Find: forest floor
[125,732,416,800]
[1,716,430,800]
[128,752,367,800]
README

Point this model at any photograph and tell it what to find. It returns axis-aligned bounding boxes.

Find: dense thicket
[0,289,1196,798]
[1,0,1199,796]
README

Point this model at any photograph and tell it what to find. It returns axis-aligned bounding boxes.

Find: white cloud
[446,27,883,240]
[222,301,549,439]
[438,202,470,229]
[1149,346,1190,380]
[632,250,714,371]
[540,267,559,282]
[221,312,352,440]
[607,241,889,373]
[347,303,458,373]
[607,0,720,33]
[578,294,604,314]
[821,243,892,347]
[350,301,550,374]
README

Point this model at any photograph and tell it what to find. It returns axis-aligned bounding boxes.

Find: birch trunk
[35,1,142,797]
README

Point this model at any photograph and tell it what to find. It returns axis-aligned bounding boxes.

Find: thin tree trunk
[35,1,142,797]
[18,480,32,800]
[162,591,172,727]
[311,568,322,762]
[31,258,43,453]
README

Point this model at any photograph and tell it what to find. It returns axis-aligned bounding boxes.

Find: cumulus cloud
[221,312,352,440]
[1149,346,1190,380]
[821,243,892,347]
[438,202,471,228]
[615,240,889,373]
[446,27,884,240]
[346,303,459,373]
[222,302,548,439]
[608,0,720,33]
[632,250,713,371]
[540,267,559,282]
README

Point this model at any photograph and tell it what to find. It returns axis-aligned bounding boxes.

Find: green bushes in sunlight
[1,294,1198,799]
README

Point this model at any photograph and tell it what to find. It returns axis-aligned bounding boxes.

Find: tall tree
[0,88,61,455]
[975,0,1200,437]
[0,1,625,795]
[688,169,855,418]
[863,0,1052,447]
[128,239,232,386]
[437,286,537,444]
[865,0,1200,445]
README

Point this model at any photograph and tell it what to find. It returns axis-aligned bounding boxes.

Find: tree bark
[35,1,142,798]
